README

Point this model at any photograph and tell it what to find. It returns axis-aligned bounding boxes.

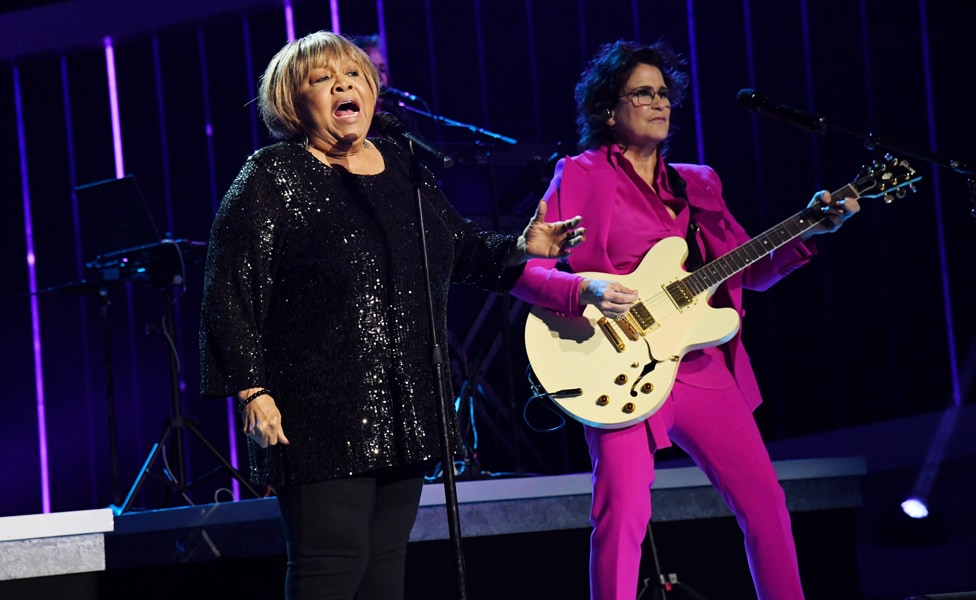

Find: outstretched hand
[510,200,586,266]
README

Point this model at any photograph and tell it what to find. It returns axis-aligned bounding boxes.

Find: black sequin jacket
[199,139,523,487]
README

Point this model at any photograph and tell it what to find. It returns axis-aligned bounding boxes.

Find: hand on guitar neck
[801,189,861,239]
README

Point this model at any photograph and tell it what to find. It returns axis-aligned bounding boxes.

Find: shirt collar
[606,144,675,199]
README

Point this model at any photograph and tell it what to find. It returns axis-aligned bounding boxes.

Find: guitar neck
[678,182,858,297]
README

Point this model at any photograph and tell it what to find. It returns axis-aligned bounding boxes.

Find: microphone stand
[854,129,976,218]
[808,118,975,217]
[393,97,530,477]
[393,101,518,146]
[404,147,468,600]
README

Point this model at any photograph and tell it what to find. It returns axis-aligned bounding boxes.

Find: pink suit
[512,146,816,600]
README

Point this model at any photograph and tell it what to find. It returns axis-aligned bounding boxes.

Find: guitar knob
[622,402,635,414]
[596,395,610,406]
[640,382,654,394]
[615,374,628,384]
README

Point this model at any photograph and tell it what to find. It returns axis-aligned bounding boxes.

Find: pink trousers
[584,383,804,600]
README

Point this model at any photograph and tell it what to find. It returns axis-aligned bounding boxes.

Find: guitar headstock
[850,154,923,203]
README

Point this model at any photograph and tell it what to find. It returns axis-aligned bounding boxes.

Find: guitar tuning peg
[895,188,907,199]
[883,194,894,204]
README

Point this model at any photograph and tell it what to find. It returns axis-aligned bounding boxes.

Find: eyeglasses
[618,86,671,107]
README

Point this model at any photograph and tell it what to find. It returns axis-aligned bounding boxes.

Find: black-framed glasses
[619,86,670,107]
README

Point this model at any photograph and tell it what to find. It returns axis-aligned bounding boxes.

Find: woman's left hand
[803,190,860,238]
[512,200,586,264]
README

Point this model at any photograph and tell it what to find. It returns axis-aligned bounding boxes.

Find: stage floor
[1,456,865,583]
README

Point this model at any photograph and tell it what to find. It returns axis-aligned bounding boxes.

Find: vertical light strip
[741,0,786,434]
[62,54,101,505]
[856,0,901,413]
[243,18,260,151]
[473,0,491,128]
[576,0,587,60]
[422,0,441,116]
[523,0,542,142]
[741,0,761,172]
[631,0,640,41]
[284,0,296,42]
[107,33,146,481]
[198,29,219,215]
[14,65,51,513]
[684,0,704,164]
[798,0,820,183]
[375,0,387,60]
[856,0,876,124]
[103,37,124,179]
[227,18,261,497]
[197,24,242,497]
[153,37,175,234]
[917,0,960,407]
[330,0,341,33]
[800,0,844,425]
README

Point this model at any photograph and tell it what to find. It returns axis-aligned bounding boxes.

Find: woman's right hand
[240,390,290,448]
[580,278,638,319]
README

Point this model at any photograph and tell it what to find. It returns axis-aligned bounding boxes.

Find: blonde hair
[258,31,380,140]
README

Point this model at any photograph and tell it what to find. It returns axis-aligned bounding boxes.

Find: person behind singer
[198,30,585,600]
[510,39,858,600]
[351,33,421,134]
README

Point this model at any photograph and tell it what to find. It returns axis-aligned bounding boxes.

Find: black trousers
[276,463,427,600]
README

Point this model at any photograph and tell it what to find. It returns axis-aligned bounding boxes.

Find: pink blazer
[512,147,817,412]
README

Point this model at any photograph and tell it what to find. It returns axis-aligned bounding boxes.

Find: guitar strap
[665,164,704,271]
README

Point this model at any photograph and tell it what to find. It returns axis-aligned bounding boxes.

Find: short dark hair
[574,39,689,152]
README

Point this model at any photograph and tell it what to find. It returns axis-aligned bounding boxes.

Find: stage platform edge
[0,456,865,578]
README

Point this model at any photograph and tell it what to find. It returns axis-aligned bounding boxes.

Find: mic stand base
[114,285,261,514]
[637,520,713,600]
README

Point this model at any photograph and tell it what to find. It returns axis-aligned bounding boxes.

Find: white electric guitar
[524,155,921,429]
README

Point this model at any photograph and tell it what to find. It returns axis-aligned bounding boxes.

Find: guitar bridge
[597,317,625,352]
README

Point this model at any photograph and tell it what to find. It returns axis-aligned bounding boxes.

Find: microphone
[373,112,455,169]
[736,89,827,135]
[380,86,421,103]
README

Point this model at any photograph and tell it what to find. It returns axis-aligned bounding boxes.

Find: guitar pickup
[665,280,694,309]
[628,301,656,331]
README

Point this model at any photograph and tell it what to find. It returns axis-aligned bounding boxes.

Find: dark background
[1,1,974,597]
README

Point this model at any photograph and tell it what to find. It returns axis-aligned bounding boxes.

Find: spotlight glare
[901,497,929,519]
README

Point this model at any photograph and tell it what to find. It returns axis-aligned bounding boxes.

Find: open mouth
[334,99,361,118]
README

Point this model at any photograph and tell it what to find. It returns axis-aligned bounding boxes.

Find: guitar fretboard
[676,182,857,299]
